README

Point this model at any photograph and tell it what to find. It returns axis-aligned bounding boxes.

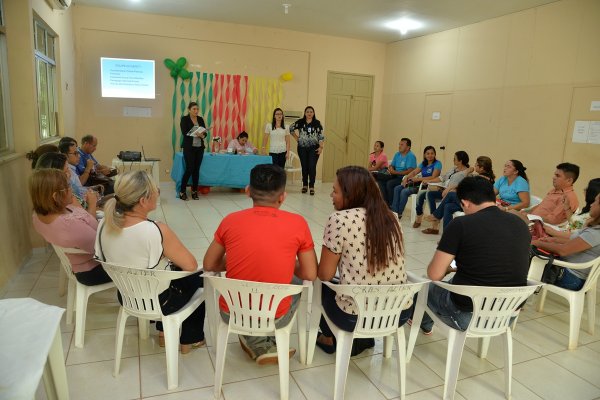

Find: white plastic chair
[206,276,306,400]
[406,280,541,400]
[99,261,205,390]
[306,273,429,400]
[522,195,542,213]
[529,255,600,349]
[284,151,301,184]
[52,244,115,348]
[409,182,426,224]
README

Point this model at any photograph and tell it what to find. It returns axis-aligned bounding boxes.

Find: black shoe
[179,192,188,201]
[351,338,375,356]
[315,333,336,354]
[301,186,308,194]
[309,188,315,196]
[191,191,199,200]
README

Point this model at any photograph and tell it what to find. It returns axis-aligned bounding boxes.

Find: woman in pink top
[30,169,111,286]
[367,140,388,172]
[227,131,258,154]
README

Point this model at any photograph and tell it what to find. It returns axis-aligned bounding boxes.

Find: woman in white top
[95,171,205,353]
[315,166,410,356]
[262,108,290,169]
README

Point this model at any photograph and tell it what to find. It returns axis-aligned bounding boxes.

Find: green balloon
[170,69,178,78]
[164,58,176,69]
[179,70,191,80]
[176,57,187,68]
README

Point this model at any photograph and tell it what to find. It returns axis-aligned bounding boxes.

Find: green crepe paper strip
[179,80,186,148]
[171,77,177,158]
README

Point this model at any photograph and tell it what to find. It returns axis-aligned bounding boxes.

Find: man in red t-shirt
[204,164,318,365]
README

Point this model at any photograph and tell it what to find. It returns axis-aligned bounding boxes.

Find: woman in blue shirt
[391,146,442,219]
[494,159,530,211]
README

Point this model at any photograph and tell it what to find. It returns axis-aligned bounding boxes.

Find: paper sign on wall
[572,120,600,144]
[432,112,441,120]
[591,101,600,111]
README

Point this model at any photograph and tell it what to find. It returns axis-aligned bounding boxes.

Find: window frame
[0,0,14,157]
[33,19,59,142]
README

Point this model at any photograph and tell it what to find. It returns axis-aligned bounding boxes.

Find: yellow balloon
[280,72,294,81]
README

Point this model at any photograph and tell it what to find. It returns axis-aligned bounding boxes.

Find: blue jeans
[427,190,443,216]
[376,177,404,206]
[432,192,463,229]
[555,268,585,291]
[415,282,472,332]
[414,191,428,216]
[391,186,418,215]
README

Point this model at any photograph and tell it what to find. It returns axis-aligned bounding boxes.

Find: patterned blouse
[323,207,409,315]
[289,119,325,148]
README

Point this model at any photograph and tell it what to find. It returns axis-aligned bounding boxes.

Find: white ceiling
[73,0,560,43]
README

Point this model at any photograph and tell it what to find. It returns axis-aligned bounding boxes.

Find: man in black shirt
[417,176,530,332]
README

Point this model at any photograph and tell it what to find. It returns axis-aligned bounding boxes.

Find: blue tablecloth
[171,152,273,193]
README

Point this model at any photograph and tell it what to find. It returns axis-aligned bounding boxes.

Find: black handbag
[530,245,562,284]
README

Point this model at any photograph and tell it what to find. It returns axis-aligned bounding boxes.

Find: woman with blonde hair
[315,166,410,356]
[30,169,110,286]
[96,171,205,353]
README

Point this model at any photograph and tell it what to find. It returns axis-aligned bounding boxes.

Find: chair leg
[586,289,596,335]
[74,285,89,348]
[443,329,467,400]
[396,329,407,400]
[568,294,585,350]
[213,321,230,400]
[274,329,292,400]
[66,280,75,326]
[58,267,67,297]
[384,335,393,358]
[536,287,547,312]
[410,195,417,225]
[477,337,490,359]
[297,288,309,364]
[138,319,149,340]
[406,286,428,362]
[204,279,218,345]
[333,331,353,400]
[306,283,323,365]
[113,307,129,376]
[503,329,513,399]
[163,319,181,390]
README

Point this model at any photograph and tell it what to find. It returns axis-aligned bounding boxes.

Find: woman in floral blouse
[315,166,411,356]
[289,106,324,195]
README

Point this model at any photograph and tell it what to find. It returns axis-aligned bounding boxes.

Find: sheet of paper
[187,126,207,137]
[588,121,600,144]
[572,121,590,143]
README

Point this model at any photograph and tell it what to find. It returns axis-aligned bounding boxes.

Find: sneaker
[238,335,257,360]
[407,318,433,336]
[255,344,297,366]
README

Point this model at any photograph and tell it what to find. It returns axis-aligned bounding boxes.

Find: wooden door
[322,72,373,182]
[421,94,453,166]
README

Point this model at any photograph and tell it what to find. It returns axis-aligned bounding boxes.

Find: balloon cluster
[164,57,192,80]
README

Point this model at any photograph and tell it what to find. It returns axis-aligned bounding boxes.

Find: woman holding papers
[180,102,206,200]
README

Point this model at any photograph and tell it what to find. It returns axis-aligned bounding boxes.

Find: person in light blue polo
[375,138,417,205]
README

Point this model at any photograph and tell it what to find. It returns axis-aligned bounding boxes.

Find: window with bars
[34,20,58,141]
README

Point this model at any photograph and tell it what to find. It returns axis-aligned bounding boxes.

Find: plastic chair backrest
[285,151,301,171]
[556,256,600,293]
[99,261,197,320]
[52,244,86,278]
[435,281,541,337]
[323,281,426,336]
[207,276,304,335]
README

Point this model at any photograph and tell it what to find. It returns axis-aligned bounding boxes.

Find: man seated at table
[76,134,116,193]
[227,131,258,154]
[204,164,318,365]
[512,162,580,226]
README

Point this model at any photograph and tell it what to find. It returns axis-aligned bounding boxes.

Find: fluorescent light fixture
[385,18,423,35]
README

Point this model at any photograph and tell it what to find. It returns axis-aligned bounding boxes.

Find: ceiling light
[385,18,423,35]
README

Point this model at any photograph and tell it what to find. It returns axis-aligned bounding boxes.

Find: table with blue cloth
[170,152,273,193]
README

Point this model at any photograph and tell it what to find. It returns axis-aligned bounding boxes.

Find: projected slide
[101,57,155,99]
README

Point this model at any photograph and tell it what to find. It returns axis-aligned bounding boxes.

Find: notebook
[142,146,160,162]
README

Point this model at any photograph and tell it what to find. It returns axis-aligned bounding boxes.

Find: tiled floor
[3,181,600,400]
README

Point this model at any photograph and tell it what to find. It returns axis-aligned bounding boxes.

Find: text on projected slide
[101,57,155,99]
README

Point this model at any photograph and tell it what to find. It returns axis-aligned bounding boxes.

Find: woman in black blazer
[180,102,206,200]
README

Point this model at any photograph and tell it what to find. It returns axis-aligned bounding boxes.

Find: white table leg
[43,327,70,400]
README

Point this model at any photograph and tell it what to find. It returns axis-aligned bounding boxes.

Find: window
[0,0,12,154]
[34,20,58,141]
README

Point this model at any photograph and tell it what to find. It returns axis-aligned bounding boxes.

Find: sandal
[422,228,439,235]
[309,188,315,196]
[191,191,199,200]
[179,192,188,201]
[315,333,336,354]
[301,186,308,194]
[180,339,206,354]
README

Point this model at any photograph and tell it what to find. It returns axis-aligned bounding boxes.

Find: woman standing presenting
[180,102,206,201]
[262,108,290,169]
[289,106,324,195]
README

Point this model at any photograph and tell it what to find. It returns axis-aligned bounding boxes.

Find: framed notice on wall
[572,121,600,144]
